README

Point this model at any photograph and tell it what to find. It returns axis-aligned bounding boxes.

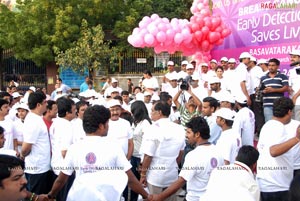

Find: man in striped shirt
[260,58,289,122]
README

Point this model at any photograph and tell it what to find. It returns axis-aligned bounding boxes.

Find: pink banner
[211,0,300,75]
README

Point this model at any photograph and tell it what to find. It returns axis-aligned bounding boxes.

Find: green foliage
[0,0,192,69]
[55,19,111,75]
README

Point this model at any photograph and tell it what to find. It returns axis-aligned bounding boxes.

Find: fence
[1,49,46,91]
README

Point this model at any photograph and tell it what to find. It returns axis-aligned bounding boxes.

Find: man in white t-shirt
[139,101,186,201]
[177,60,189,79]
[104,78,123,98]
[150,116,223,201]
[163,61,178,84]
[232,96,255,146]
[107,99,133,160]
[215,108,241,165]
[0,99,15,153]
[72,100,89,143]
[231,52,252,106]
[21,91,52,194]
[257,97,300,201]
[49,97,77,200]
[45,105,151,200]
[288,49,300,121]
[201,145,260,201]
[223,58,237,93]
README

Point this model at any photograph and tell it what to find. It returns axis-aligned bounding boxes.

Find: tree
[55,19,111,75]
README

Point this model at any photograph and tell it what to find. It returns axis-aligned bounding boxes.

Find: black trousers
[25,170,55,194]
[250,94,265,136]
[261,191,289,201]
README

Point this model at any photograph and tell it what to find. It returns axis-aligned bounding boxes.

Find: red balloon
[195,31,203,42]
[201,40,209,52]
[208,32,221,44]
[190,23,200,32]
[201,26,209,37]
[222,29,231,37]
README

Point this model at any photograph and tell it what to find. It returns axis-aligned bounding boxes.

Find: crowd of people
[0,49,300,201]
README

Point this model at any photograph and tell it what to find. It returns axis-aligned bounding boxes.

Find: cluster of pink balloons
[127,0,231,62]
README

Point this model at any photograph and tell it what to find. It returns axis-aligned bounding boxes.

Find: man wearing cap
[186,64,195,77]
[143,91,153,116]
[104,78,123,98]
[215,108,241,165]
[200,63,209,89]
[163,61,178,84]
[45,105,151,200]
[260,58,289,122]
[231,52,252,106]
[207,59,218,78]
[190,74,208,102]
[163,74,179,99]
[178,60,189,79]
[223,58,237,92]
[248,56,265,135]
[288,49,300,121]
[257,59,269,73]
[12,103,29,153]
[107,99,133,160]
[232,97,255,146]
[220,57,228,70]
[209,77,231,102]
[219,93,236,111]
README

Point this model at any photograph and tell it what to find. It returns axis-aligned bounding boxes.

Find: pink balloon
[156,31,167,43]
[132,28,140,35]
[182,28,191,39]
[216,38,224,45]
[174,33,183,44]
[194,31,203,42]
[195,16,204,28]
[215,27,222,33]
[147,24,158,35]
[190,23,200,32]
[158,23,167,31]
[151,14,159,20]
[208,32,221,43]
[127,35,134,45]
[166,29,175,40]
[139,21,146,28]
[201,26,209,36]
[162,18,169,23]
[133,35,143,47]
[222,29,231,37]
[144,34,155,45]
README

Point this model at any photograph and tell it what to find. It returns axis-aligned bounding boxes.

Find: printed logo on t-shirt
[85,152,97,165]
[210,158,218,168]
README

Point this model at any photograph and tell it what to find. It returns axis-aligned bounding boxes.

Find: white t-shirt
[23,112,51,174]
[256,120,294,192]
[62,136,132,176]
[132,120,151,158]
[50,117,74,175]
[104,86,123,98]
[140,118,186,187]
[205,115,222,145]
[249,66,264,95]
[71,118,86,143]
[285,119,300,170]
[107,118,133,156]
[216,128,241,164]
[179,145,224,201]
[230,63,251,99]
[12,118,24,152]
[232,107,255,146]
[211,89,232,102]
[191,86,208,102]
[165,71,178,81]
[142,77,159,90]
[0,118,15,150]
[201,161,260,201]
[289,66,300,105]
[223,69,236,93]
[177,71,188,79]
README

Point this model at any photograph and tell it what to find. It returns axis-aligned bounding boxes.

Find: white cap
[135,92,144,101]
[169,73,178,81]
[209,76,221,84]
[151,94,160,102]
[16,103,29,111]
[181,60,189,65]
[220,57,228,62]
[257,59,268,65]
[110,88,120,93]
[29,86,36,92]
[186,64,194,69]
[167,61,174,66]
[289,49,300,56]
[210,59,217,64]
[191,74,200,81]
[72,98,80,104]
[201,63,208,67]
[12,92,22,99]
[219,93,235,103]
[239,52,251,59]
[67,170,128,201]
[214,108,235,121]
[111,78,118,83]
[228,58,236,63]
[144,91,152,96]
[235,95,247,104]
[250,56,257,62]
[107,99,121,108]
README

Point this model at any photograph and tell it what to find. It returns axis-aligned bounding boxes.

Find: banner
[211,0,300,75]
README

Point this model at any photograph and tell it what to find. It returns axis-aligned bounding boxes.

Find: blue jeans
[264,107,273,122]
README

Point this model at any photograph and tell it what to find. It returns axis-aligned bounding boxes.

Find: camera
[178,76,192,91]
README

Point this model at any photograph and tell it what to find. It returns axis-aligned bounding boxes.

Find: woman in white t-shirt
[129,100,152,201]
[142,70,159,93]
